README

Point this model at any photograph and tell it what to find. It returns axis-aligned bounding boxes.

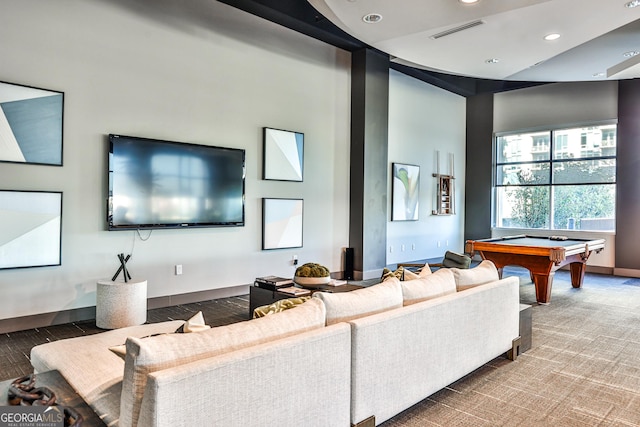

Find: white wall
[387,70,467,265]
[493,81,618,268]
[0,0,351,320]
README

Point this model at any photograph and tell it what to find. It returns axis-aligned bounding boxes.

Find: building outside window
[494,123,616,231]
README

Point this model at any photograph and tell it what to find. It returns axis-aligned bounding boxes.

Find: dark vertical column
[349,48,389,279]
[464,93,494,242]
[615,80,640,270]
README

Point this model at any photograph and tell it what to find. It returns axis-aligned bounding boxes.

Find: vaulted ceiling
[219,0,640,96]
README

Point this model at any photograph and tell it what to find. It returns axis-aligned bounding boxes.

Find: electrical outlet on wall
[175,264,183,275]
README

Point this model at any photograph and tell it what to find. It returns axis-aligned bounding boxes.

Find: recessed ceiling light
[485,58,499,64]
[625,0,640,8]
[459,0,480,4]
[544,33,561,41]
[593,72,605,77]
[362,13,382,23]
[623,50,639,58]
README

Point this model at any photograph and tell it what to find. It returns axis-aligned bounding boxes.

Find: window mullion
[549,130,554,229]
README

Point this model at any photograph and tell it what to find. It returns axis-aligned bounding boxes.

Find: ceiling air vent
[431,20,484,39]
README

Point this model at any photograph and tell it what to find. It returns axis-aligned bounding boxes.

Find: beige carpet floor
[382,268,640,426]
[3,269,639,426]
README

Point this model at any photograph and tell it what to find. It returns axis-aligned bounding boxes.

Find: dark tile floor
[0,294,251,382]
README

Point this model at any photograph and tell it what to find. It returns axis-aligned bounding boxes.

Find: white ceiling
[307,0,640,82]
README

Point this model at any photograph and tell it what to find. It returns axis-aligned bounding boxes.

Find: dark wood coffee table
[249,283,364,317]
[0,370,105,426]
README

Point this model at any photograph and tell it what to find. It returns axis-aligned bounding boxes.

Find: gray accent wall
[464,93,494,242]
[615,79,640,272]
[493,81,618,132]
[349,48,390,279]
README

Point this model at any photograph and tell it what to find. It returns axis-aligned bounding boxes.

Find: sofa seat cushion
[401,268,456,305]
[120,298,326,427]
[30,320,185,427]
[312,279,403,326]
[451,260,500,291]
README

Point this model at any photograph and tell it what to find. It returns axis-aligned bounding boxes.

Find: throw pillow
[418,263,432,277]
[312,278,403,325]
[175,310,211,333]
[402,263,432,280]
[401,268,456,305]
[109,311,210,359]
[381,266,404,281]
[402,268,420,281]
[441,251,472,269]
[253,296,310,318]
[451,260,500,291]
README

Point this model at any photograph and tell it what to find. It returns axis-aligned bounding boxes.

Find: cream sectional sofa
[30,261,520,427]
[31,298,351,427]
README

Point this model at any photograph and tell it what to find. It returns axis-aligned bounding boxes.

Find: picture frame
[0,190,63,270]
[392,163,420,221]
[263,127,304,181]
[0,80,64,166]
[262,198,303,250]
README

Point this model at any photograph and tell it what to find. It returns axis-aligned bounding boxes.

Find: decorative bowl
[293,276,331,288]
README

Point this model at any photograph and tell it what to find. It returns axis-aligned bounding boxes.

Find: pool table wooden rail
[465,235,605,264]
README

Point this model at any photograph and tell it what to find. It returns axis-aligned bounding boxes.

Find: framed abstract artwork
[0,190,63,270]
[262,198,303,250]
[0,81,64,166]
[263,127,304,181]
[392,163,420,221]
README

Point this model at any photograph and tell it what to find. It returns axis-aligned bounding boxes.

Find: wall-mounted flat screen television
[108,134,245,230]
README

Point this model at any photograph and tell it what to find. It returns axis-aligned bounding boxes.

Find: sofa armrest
[136,323,351,427]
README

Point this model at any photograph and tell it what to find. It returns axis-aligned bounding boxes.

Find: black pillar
[615,79,640,271]
[464,93,494,242]
[349,48,389,279]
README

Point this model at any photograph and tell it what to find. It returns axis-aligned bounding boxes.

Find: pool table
[465,235,605,304]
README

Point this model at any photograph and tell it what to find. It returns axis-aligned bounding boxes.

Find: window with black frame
[494,123,616,231]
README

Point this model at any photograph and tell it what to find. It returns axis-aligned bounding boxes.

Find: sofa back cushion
[119,298,326,427]
[313,279,403,326]
[401,268,456,305]
[451,260,500,291]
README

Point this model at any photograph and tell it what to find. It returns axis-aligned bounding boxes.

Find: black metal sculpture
[111,253,132,282]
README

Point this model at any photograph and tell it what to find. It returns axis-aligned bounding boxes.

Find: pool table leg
[532,272,554,304]
[569,262,587,288]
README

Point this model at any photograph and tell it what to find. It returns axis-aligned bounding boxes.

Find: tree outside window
[495,124,616,232]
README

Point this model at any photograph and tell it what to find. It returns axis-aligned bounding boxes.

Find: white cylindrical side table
[96,279,147,329]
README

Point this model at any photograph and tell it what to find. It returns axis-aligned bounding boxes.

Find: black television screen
[108,134,245,230]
